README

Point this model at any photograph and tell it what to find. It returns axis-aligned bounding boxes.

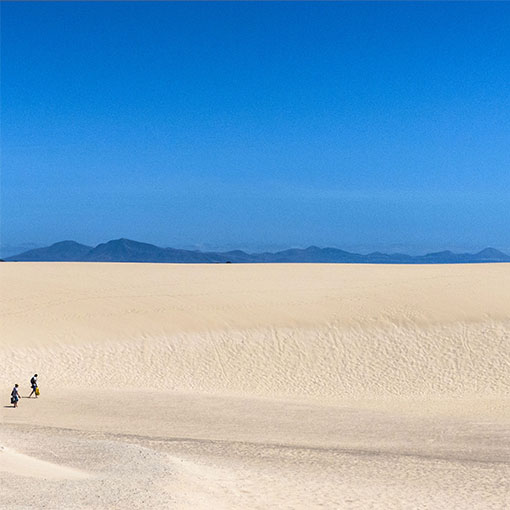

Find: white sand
[1,262,509,508]
[0,445,90,480]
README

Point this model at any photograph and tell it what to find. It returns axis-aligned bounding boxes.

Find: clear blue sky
[1,1,509,256]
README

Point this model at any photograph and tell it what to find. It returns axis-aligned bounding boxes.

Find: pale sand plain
[1,262,509,509]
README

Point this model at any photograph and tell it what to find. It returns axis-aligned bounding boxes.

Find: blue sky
[1,1,509,256]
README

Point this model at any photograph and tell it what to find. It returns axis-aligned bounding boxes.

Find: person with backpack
[29,374,38,398]
[11,384,20,408]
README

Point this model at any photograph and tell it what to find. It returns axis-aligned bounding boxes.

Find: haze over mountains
[4,238,510,264]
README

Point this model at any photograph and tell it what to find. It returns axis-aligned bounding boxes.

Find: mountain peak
[476,247,506,258]
[51,240,84,247]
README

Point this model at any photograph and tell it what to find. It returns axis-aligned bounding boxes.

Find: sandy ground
[1,262,509,509]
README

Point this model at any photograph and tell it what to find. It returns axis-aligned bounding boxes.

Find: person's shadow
[3,405,15,408]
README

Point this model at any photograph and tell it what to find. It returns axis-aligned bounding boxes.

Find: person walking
[11,384,20,408]
[29,374,38,398]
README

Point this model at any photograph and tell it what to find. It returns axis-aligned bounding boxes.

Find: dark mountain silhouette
[256,246,364,263]
[85,238,243,263]
[6,240,93,261]
[414,248,510,264]
[470,247,509,261]
[365,251,415,263]
[420,250,459,263]
[84,238,223,263]
[6,239,510,264]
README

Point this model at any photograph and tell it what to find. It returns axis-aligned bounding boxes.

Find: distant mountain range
[4,238,510,264]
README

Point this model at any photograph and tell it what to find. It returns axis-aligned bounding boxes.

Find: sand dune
[1,262,509,508]
[2,262,509,397]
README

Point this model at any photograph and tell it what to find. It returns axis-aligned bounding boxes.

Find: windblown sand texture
[1,262,509,509]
